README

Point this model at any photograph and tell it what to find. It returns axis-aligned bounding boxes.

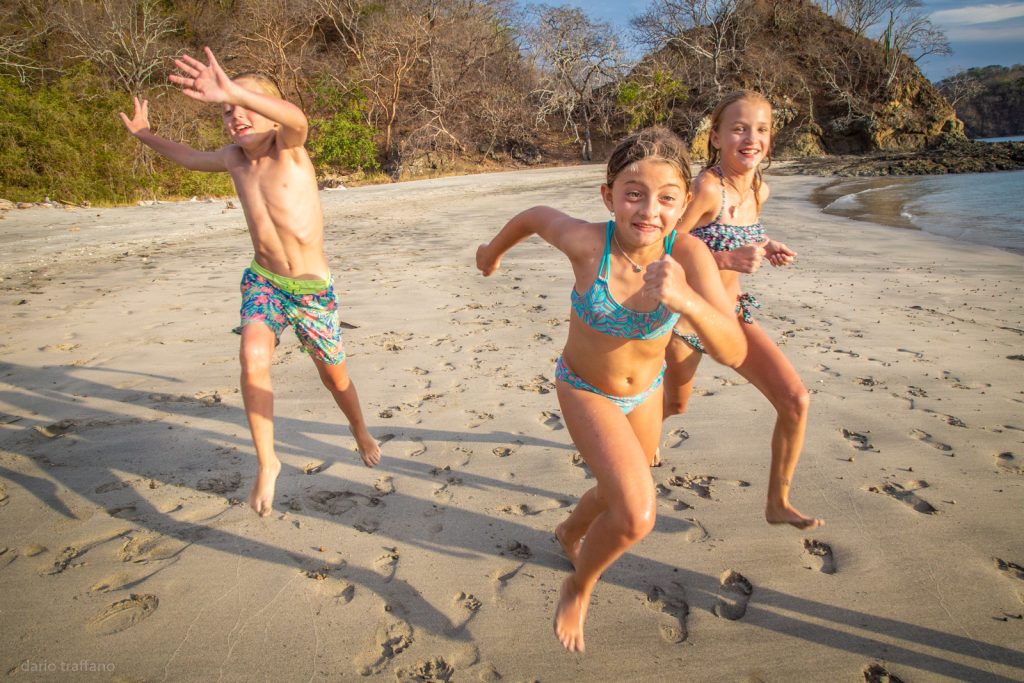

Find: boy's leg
[240,323,280,517]
[734,321,822,529]
[313,358,381,466]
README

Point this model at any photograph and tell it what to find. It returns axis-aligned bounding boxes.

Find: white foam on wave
[824,184,903,211]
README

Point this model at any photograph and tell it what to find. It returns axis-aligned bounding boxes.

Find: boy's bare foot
[553,575,588,653]
[765,501,823,529]
[249,460,282,517]
[554,523,582,568]
[353,429,381,467]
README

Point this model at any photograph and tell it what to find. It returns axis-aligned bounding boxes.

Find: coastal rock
[775,140,1024,177]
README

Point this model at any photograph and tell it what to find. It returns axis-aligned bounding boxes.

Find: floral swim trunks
[236,260,345,364]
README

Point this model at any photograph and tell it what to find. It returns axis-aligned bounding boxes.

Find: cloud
[930,2,1024,26]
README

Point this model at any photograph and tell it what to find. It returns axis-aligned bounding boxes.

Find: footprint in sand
[897,348,924,360]
[663,428,690,449]
[490,564,525,608]
[540,411,564,430]
[454,591,482,612]
[308,490,382,516]
[803,539,837,574]
[492,446,515,458]
[355,614,413,676]
[406,437,427,457]
[94,480,131,494]
[196,471,242,494]
[994,558,1024,581]
[44,546,85,575]
[667,474,722,499]
[465,409,494,428]
[86,594,159,635]
[374,547,400,582]
[303,462,325,475]
[118,533,189,563]
[681,518,709,543]
[996,452,1022,475]
[815,364,840,377]
[842,428,877,452]
[643,583,689,643]
[922,409,966,428]
[909,428,953,454]
[398,658,456,682]
[714,570,753,620]
[863,662,906,683]
[374,476,396,495]
[866,480,938,515]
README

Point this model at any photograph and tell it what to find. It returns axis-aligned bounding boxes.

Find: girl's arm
[645,236,747,367]
[118,96,227,172]
[170,47,308,149]
[477,206,588,276]
[683,172,767,273]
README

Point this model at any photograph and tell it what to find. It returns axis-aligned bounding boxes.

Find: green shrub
[306,80,379,174]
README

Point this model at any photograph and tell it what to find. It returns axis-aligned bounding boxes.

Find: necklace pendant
[632,264,642,273]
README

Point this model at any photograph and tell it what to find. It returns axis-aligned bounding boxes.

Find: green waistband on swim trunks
[249,260,331,295]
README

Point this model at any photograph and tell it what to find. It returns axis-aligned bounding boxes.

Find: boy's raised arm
[171,47,308,149]
[118,96,227,172]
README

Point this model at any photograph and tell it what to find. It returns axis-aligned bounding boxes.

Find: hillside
[626,0,962,160]
[938,65,1024,139]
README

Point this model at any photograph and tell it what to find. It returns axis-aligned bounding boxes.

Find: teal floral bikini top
[690,167,766,252]
[570,221,680,340]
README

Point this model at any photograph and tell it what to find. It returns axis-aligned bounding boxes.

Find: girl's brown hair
[706,90,772,210]
[606,126,692,189]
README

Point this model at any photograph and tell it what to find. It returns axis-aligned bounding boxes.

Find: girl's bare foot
[766,501,823,529]
[353,429,381,467]
[249,460,282,517]
[554,522,582,568]
[553,575,588,653]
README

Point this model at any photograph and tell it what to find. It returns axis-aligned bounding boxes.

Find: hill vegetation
[0,0,975,204]
[938,65,1024,139]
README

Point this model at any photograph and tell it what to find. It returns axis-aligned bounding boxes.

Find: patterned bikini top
[570,221,680,340]
[690,167,766,252]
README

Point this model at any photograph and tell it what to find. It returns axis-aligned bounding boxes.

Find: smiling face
[710,97,772,172]
[601,158,688,248]
[222,78,278,146]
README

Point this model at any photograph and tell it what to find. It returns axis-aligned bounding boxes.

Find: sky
[519,0,1024,82]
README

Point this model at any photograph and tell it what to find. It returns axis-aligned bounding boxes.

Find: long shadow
[0,361,1021,680]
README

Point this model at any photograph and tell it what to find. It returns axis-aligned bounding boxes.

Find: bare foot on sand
[249,460,282,517]
[553,575,588,653]
[555,523,582,568]
[353,429,381,467]
[766,501,824,530]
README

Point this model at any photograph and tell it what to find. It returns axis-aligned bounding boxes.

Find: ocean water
[977,135,1024,143]
[811,170,1024,253]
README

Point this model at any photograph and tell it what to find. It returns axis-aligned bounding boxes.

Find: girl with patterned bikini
[664,90,824,530]
[477,127,747,653]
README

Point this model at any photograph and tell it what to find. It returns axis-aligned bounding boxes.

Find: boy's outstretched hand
[169,46,235,104]
[117,96,151,136]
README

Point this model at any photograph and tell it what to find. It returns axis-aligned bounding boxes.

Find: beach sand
[0,166,1021,682]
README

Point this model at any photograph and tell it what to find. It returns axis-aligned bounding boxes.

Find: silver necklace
[613,232,654,273]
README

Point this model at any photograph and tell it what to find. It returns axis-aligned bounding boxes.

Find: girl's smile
[712,98,772,171]
[601,158,688,250]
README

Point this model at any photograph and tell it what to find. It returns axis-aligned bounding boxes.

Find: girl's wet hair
[706,90,772,209]
[606,126,692,188]
[232,71,283,99]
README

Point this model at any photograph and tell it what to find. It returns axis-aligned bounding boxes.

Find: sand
[0,165,1021,682]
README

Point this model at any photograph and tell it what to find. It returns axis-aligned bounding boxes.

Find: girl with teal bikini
[477,127,747,653]
[664,90,824,530]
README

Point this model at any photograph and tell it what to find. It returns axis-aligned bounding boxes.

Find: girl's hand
[764,239,796,267]
[476,243,501,276]
[643,254,691,312]
[169,47,236,104]
[718,241,766,273]
[117,96,151,136]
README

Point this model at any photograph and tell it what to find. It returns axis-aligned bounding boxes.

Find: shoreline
[0,167,1021,681]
